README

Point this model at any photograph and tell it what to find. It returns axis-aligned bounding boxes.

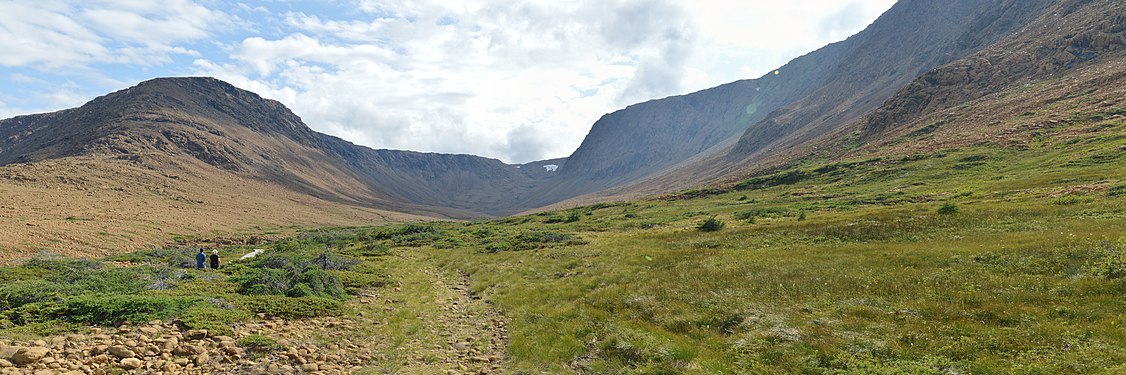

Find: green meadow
[2,115,1124,373]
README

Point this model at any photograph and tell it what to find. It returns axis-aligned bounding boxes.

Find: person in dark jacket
[196,249,206,269]
[209,250,220,269]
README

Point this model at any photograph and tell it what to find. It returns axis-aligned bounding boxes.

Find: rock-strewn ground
[0,252,509,374]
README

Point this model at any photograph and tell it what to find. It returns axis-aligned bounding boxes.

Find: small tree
[937,202,959,215]
[697,217,725,232]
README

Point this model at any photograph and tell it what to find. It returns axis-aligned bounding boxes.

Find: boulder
[119,358,143,370]
[194,353,209,366]
[160,338,179,352]
[11,347,50,366]
[0,346,17,361]
[172,344,205,356]
[107,345,136,359]
[184,330,209,340]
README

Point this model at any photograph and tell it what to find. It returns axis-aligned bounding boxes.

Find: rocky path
[361,250,509,374]
[0,250,510,374]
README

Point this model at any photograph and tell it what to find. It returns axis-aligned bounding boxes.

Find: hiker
[196,249,206,269]
[210,250,221,269]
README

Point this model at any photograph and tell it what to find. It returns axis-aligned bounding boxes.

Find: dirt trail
[356,250,509,374]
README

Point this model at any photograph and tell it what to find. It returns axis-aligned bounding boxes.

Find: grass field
[1,111,1123,373]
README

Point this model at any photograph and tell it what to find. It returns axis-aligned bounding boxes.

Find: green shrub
[178,304,254,336]
[0,279,65,310]
[66,268,151,295]
[1,301,66,325]
[294,268,344,297]
[231,268,294,296]
[937,202,959,215]
[1052,195,1091,205]
[1086,241,1126,279]
[60,295,199,326]
[697,217,725,232]
[1109,184,1126,197]
[237,295,343,318]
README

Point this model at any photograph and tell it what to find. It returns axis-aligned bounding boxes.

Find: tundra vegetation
[1,114,1124,373]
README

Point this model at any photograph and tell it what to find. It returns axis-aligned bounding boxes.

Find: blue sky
[0,0,896,163]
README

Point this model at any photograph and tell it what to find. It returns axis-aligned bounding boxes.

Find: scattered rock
[184,330,209,340]
[11,347,50,366]
[0,346,17,361]
[172,345,205,356]
[106,345,135,359]
[119,358,143,370]
[194,352,209,366]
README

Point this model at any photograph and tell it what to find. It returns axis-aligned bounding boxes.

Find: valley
[0,100,1122,372]
[0,0,1123,373]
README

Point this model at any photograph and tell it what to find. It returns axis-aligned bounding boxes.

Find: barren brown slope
[0,154,425,262]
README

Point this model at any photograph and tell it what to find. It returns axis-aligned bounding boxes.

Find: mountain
[515,0,1065,208]
[0,77,564,218]
[0,77,566,257]
[2,0,1123,256]
[529,0,1123,206]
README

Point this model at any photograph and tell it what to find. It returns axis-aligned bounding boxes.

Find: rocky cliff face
[728,0,1057,160]
[859,0,1125,139]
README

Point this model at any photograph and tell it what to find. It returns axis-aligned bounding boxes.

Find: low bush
[178,304,254,336]
[0,279,65,311]
[1108,184,1126,197]
[60,295,199,326]
[237,295,343,318]
[937,202,959,215]
[1086,241,1125,279]
[697,217,725,232]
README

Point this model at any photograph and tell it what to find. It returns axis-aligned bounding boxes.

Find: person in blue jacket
[196,248,206,269]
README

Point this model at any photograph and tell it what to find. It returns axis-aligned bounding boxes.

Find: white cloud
[3,0,896,164]
[0,0,232,68]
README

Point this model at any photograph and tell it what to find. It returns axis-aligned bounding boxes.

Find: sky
[0,0,896,164]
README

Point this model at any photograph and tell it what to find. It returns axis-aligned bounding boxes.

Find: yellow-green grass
[0,111,1122,373]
